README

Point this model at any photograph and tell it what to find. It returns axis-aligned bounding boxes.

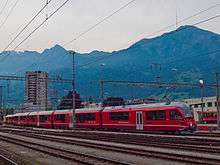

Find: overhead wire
[13,0,71,50]
[123,3,220,47]
[1,1,220,75]
[7,0,138,74]
[77,13,220,69]
[2,0,53,52]
[0,0,9,16]
[64,0,137,46]
[0,0,20,30]
[14,3,220,73]
[0,0,71,63]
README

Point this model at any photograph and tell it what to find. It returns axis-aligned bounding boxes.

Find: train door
[136,111,143,130]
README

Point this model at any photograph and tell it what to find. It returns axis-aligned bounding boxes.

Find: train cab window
[76,113,96,123]
[54,114,65,122]
[170,110,182,120]
[109,112,129,120]
[146,111,166,120]
[39,115,48,122]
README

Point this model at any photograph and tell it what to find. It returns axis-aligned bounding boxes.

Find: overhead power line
[64,0,137,46]
[0,0,20,30]
[0,0,70,63]
[2,0,53,52]
[0,0,9,16]
[3,0,136,75]
[124,3,220,47]
[76,13,220,69]
[13,0,71,50]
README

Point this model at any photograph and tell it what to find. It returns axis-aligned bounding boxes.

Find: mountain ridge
[0,25,220,106]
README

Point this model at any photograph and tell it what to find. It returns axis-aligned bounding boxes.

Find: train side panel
[102,108,136,130]
[75,109,102,129]
[53,110,71,129]
[38,111,54,128]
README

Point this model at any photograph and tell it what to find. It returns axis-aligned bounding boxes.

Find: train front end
[179,103,197,133]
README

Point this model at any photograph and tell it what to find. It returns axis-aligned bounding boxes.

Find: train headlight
[189,123,193,127]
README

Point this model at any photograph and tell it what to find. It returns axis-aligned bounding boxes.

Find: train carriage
[5,114,13,124]
[28,111,39,127]
[53,110,72,129]
[11,114,19,125]
[201,110,217,124]
[102,107,135,130]
[19,112,30,126]
[38,111,54,128]
[4,102,196,133]
[102,102,196,132]
[75,108,103,129]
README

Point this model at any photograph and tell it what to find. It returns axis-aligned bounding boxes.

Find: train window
[39,115,48,121]
[207,102,212,107]
[29,116,36,121]
[170,110,182,120]
[109,112,129,120]
[76,113,96,123]
[146,111,166,120]
[55,114,65,122]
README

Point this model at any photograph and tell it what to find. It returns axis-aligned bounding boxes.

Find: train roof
[38,110,54,115]
[54,109,72,114]
[29,111,39,115]
[5,102,189,117]
[103,102,188,110]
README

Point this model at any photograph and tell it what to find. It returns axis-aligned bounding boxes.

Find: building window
[170,110,182,120]
[109,112,129,120]
[146,111,166,120]
[207,102,212,107]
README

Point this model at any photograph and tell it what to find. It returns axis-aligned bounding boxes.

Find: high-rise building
[25,71,48,111]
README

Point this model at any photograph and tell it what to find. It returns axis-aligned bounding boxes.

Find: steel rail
[0,133,132,165]
[1,130,220,165]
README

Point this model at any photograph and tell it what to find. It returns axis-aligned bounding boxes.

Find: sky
[0,0,220,53]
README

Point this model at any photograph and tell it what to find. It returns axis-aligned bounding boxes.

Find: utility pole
[100,80,104,105]
[69,50,75,129]
[0,86,3,119]
[216,73,220,130]
[100,63,105,104]
[199,80,204,123]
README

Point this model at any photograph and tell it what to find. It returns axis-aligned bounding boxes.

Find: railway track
[2,127,220,146]
[1,131,220,165]
[0,154,18,165]
[0,133,132,165]
[3,124,220,138]
[194,132,220,138]
[0,147,18,165]
[3,129,220,155]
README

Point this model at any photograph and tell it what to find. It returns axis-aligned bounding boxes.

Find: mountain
[0,25,220,106]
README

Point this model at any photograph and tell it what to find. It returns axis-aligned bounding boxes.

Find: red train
[5,102,197,133]
[201,110,217,124]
